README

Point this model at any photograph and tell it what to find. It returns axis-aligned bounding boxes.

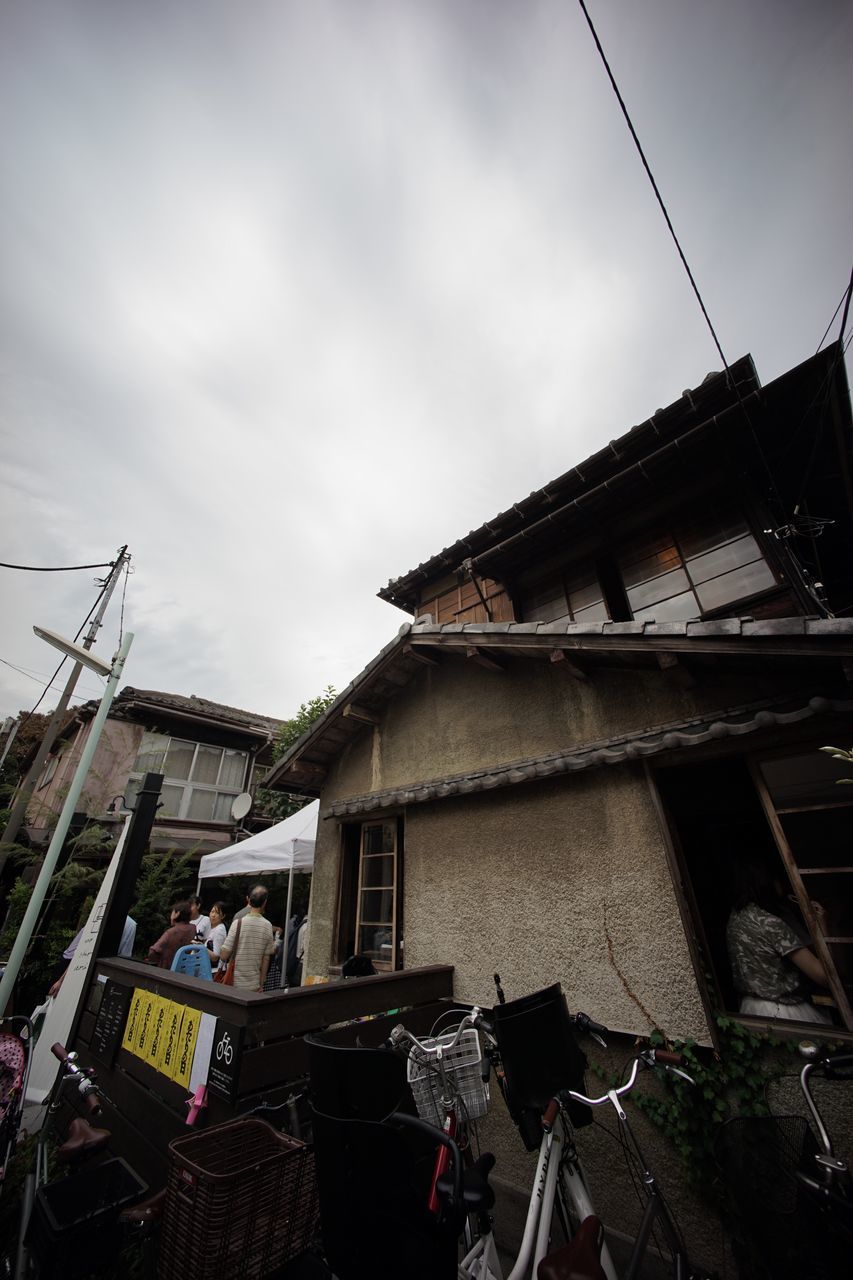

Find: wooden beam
[656,651,696,688]
[287,761,326,780]
[549,649,586,680]
[343,704,380,726]
[404,644,440,667]
[465,646,505,672]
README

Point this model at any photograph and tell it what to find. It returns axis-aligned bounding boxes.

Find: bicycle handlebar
[51,1041,102,1114]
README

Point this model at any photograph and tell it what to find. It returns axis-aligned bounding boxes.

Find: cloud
[2,0,851,722]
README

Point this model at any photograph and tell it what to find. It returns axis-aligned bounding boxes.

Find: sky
[1,0,851,726]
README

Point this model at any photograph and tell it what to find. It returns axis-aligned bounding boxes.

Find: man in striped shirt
[220,885,275,991]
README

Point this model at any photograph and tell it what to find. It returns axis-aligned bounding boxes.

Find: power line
[0,656,105,701]
[0,559,114,572]
[575,0,729,370]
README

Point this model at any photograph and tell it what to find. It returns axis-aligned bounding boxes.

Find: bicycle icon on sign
[216,1032,233,1066]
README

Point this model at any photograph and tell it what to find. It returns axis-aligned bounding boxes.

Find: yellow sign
[122,989,202,1087]
[157,1001,184,1077]
[171,1004,201,1089]
[122,989,145,1052]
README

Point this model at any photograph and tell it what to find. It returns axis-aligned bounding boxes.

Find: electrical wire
[575,0,728,370]
[0,559,113,572]
[0,657,105,701]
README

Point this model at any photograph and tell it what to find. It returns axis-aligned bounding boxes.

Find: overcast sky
[1,0,851,725]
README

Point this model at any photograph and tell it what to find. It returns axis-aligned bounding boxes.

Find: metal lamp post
[0,630,133,1015]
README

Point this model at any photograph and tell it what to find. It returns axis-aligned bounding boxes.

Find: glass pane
[687,533,765,584]
[358,924,393,961]
[678,513,750,559]
[363,823,395,855]
[567,578,603,614]
[123,778,141,809]
[761,752,852,808]
[632,591,700,622]
[359,889,393,923]
[573,600,610,622]
[219,749,247,790]
[779,810,853,869]
[134,731,168,774]
[695,560,776,611]
[186,789,216,821]
[621,543,682,589]
[362,854,394,888]
[626,567,691,611]
[158,784,184,818]
[523,583,569,624]
[164,739,195,781]
[214,792,237,823]
[192,745,222,785]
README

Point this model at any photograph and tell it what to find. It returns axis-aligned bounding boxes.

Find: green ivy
[592,1014,794,1203]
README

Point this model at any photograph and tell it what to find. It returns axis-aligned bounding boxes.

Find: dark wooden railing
[72,959,455,1190]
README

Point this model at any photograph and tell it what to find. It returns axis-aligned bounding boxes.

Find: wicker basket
[407,1028,489,1127]
[158,1119,317,1279]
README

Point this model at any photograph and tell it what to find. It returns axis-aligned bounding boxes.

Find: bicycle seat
[435,1151,496,1214]
[537,1214,606,1280]
[119,1187,166,1224]
[57,1115,111,1162]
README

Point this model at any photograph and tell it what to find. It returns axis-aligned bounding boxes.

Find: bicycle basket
[407,1028,489,1127]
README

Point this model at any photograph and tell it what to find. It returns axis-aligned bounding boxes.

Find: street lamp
[0,629,133,1015]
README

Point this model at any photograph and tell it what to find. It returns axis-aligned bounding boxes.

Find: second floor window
[126,732,249,822]
[522,571,609,625]
[619,512,776,622]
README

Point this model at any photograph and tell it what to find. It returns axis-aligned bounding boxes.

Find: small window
[337,818,403,971]
[521,572,609,625]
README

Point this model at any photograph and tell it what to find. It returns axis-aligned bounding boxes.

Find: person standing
[206,902,228,965]
[219,885,275,991]
[189,894,211,942]
[146,902,197,970]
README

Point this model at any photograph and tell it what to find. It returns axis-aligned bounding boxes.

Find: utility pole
[0,546,130,864]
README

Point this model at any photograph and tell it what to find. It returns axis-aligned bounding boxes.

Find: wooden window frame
[335,814,404,972]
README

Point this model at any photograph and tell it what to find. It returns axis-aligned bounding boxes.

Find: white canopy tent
[198,800,318,987]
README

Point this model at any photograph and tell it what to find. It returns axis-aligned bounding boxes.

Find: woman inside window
[726,858,831,1024]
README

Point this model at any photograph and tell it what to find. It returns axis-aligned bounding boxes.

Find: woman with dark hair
[206,902,228,964]
[726,859,830,1023]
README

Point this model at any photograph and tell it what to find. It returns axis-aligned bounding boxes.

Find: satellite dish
[231,792,253,822]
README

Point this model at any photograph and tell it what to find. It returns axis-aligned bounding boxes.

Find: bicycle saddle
[57,1115,111,1162]
[435,1151,496,1214]
[537,1214,606,1280]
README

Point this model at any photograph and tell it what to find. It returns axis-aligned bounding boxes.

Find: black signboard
[90,980,132,1065]
[207,1019,244,1103]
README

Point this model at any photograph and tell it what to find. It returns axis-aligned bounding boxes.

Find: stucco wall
[300,655,766,1043]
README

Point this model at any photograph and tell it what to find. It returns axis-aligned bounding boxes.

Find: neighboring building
[265,343,853,1041]
[25,687,283,856]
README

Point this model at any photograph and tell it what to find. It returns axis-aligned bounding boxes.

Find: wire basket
[159,1118,317,1280]
[407,1028,489,1127]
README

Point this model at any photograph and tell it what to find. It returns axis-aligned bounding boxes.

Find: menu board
[90,980,132,1065]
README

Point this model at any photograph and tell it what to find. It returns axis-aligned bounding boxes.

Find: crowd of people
[142,884,308,992]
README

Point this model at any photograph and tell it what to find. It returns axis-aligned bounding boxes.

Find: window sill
[728,1012,853,1045]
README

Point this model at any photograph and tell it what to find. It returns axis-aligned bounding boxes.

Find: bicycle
[11,1042,158,1280]
[387,982,705,1280]
[716,1039,853,1279]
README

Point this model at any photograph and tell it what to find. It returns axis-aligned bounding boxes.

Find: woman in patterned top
[726,860,831,1024]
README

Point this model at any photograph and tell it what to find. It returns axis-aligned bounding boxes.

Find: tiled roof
[324,692,853,818]
[263,616,853,793]
[111,687,283,738]
[378,353,761,608]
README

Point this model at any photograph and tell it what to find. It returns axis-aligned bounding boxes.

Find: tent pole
[280,867,294,989]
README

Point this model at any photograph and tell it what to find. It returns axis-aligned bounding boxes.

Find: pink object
[185,1084,208,1126]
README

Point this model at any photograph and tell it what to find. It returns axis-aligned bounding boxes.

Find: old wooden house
[266,343,853,1042]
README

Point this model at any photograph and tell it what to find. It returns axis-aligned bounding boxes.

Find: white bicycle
[388,981,704,1280]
